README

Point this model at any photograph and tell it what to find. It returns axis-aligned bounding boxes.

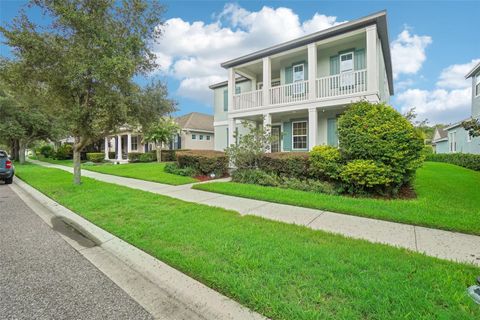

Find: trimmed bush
[108,151,116,159]
[86,152,104,163]
[426,153,480,171]
[338,102,424,193]
[176,150,228,177]
[128,150,178,163]
[54,144,73,160]
[257,152,310,178]
[164,162,196,177]
[309,145,341,179]
[232,169,336,194]
[339,160,393,195]
[38,145,54,158]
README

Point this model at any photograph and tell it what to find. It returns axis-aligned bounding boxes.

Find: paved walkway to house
[29,160,480,266]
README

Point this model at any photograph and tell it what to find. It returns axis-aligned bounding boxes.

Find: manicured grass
[15,164,480,319]
[84,162,197,185]
[194,162,480,235]
[30,157,196,185]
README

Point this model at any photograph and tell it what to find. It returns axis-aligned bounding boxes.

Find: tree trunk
[156,144,162,163]
[18,140,26,164]
[11,139,20,161]
[73,136,88,185]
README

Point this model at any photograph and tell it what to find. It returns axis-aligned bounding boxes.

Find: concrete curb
[12,178,267,320]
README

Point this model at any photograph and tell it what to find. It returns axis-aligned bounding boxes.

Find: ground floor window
[199,134,204,140]
[131,136,138,150]
[292,121,307,150]
[192,134,197,140]
[206,135,211,141]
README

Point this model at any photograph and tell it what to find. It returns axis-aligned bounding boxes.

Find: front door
[271,125,281,153]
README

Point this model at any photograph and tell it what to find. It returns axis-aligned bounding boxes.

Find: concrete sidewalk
[29,160,480,266]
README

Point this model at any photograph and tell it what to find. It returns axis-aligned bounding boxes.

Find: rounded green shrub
[54,144,73,160]
[309,145,341,179]
[338,102,424,192]
[339,160,393,195]
[38,144,54,158]
[86,152,104,163]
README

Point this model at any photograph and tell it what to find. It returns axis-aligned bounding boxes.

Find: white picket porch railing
[315,69,367,99]
[269,80,309,105]
[233,89,263,110]
[231,70,368,110]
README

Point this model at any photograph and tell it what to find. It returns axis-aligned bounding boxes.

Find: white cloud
[391,29,432,79]
[395,59,479,124]
[152,3,344,106]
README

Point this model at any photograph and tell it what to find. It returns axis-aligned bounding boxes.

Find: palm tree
[144,117,180,162]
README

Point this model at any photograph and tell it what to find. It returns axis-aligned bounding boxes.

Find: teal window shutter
[226,128,229,146]
[223,89,228,111]
[354,49,365,70]
[285,66,293,84]
[282,122,292,151]
[304,61,308,80]
[330,55,339,75]
[235,86,241,94]
[327,118,338,147]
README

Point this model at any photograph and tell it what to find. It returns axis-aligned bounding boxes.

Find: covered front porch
[228,105,346,152]
[103,132,150,162]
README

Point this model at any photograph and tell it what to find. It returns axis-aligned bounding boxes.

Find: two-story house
[432,61,480,154]
[210,11,393,152]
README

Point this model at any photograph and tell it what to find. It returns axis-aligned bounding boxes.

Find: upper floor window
[476,74,480,97]
[192,134,197,140]
[199,135,204,140]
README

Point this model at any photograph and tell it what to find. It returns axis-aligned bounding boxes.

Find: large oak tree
[1,0,170,184]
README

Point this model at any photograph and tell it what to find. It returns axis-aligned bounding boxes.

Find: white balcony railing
[233,89,263,110]
[231,70,367,110]
[269,80,309,105]
[316,69,367,99]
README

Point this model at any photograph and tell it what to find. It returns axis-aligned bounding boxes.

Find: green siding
[327,118,338,147]
[282,121,292,151]
[223,90,228,111]
[285,66,293,84]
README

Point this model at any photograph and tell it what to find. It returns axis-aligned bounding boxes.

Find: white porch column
[104,136,109,160]
[308,108,318,150]
[263,113,272,153]
[127,133,132,153]
[117,134,122,160]
[262,57,271,106]
[228,68,235,111]
[228,118,236,147]
[366,25,378,93]
[307,43,317,100]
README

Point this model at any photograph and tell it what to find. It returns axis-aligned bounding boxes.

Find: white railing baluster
[315,69,367,99]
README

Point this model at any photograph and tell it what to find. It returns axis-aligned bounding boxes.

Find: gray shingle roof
[175,112,214,133]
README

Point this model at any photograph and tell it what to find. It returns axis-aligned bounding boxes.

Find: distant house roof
[432,127,448,143]
[465,61,480,79]
[175,112,214,133]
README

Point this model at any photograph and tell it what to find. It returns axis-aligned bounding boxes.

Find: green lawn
[15,164,480,319]
[194,162,480,235]
[84,162,197,185]
[30,157,196,185]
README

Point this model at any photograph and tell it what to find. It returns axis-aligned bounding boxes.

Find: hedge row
[257,152,311,178]
[128,150,178,162]
[176,150,228,177]
[426,153,480,171]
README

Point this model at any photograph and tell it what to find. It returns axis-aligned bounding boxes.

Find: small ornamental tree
[226,120,276,169]
[337,101,424,194]
[462,118,480,138]
[144,117,179,163]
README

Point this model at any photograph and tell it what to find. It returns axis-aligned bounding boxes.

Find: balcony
[232,69,367,111]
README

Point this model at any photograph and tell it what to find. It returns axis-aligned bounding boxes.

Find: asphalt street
[0,183,153,320]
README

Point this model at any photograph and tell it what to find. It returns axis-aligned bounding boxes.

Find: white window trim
[449,131,457,153]
[199,134,204,140]
[192,134,197,140]
[339,51,355,73]
[292,64,305,82]
[292,120,308,150]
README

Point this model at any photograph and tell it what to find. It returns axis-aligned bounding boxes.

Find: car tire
[4,176,13,184]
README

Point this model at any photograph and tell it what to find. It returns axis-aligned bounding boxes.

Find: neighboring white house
[103,112,215,161]
[210,10,393,152]
[432,61,480,154]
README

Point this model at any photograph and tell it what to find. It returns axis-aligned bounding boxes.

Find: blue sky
[1,0,479,124]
